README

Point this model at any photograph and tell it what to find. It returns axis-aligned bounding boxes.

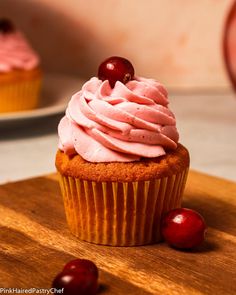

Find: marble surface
[0,93,235,184]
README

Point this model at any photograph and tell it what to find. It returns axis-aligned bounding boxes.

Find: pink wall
[0,0,233,90]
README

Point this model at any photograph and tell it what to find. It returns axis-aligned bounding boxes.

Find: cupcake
[56,56,189,246]
[0,19,42,113]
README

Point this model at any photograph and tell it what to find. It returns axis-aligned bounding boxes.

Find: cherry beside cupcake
[55,56,190,246]
[161,208,207,249]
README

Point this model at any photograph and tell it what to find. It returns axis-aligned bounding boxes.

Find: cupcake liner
[59,168,189,246]
[0,77,41,113]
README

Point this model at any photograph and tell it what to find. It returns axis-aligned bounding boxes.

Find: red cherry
[98,56,135,88]
[0,19,14,33]
[161,208,207,249]
[52,270,98,295]
[63,259,99,279]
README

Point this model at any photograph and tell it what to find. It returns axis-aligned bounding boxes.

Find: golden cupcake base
[0,67,42,113]
[59,168,189,246]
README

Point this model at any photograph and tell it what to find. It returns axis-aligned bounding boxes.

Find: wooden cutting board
[0,170,235,295]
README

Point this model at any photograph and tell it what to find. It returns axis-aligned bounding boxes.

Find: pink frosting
[0,31,40,72]
[58,77,179,162]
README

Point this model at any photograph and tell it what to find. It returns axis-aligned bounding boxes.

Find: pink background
[0,0,233,91]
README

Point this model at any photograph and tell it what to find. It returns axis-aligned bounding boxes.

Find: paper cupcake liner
[59,168,189,246]
[0,77,41,113]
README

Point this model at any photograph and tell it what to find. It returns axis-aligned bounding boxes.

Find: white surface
[0,93,235,184]
[172,93,236,182]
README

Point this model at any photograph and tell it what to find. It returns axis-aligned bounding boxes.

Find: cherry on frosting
[0,19,15,33]
[98,56,135,88]
[161,208,207,249]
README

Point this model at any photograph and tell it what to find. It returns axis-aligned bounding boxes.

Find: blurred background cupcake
[0,18,42,113]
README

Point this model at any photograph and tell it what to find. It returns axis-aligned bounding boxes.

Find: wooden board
[0,170,235,294]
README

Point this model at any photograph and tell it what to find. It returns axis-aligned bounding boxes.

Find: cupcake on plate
[55,56,189,246]
[0,19,42,113]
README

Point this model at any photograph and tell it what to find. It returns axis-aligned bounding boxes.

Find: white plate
[0,73,85,122]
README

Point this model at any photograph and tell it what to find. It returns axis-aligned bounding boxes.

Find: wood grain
[0,170,235,294]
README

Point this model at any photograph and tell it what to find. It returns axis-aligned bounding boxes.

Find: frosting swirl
[0,31,40,72]
[58,77,179,162]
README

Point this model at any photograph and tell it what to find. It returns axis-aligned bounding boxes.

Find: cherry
[161,208,207,249]
[52,259,99,294]
[52,270,98,295]
[0,19,14,33]
[98,56,135,88]
[63,259,99,279]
